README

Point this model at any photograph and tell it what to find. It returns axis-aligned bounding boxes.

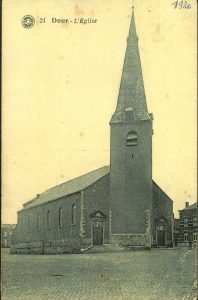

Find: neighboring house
[178,202,197,245]
[11,8,173,254]
[173,218,180,244]
[1,224,16,248]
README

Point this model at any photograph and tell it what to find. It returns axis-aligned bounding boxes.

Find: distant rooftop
[180,202,197,211]
[1,224,16,229]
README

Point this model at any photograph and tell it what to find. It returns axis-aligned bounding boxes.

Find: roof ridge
[152,180,172,202]
[180,202,197,211]
[44,165,109,193]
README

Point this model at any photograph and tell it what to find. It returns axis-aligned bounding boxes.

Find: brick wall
[1,225,16,248]
[83,174,110,244]
[11,192,82,254]
[152,183,173,247]
[178,207,197,244]
[11,175,110,254]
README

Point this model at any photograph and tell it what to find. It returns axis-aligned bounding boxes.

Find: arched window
[71,204,76,225]
[37,213,40,231]
[125,106,135,121]
[59,207,63,227]
[47,211,50,229]
[126,130,138,146]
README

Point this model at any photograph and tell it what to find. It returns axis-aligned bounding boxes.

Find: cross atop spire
[132,0,135,9]
[111,7,150,123]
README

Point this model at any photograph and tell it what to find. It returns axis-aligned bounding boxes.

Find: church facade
[11,9,173,254]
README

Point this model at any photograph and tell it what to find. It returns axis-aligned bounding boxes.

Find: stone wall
[110,233,150,248]
[10,241,43,254]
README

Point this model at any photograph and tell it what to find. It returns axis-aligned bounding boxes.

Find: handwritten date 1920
[171,0,191,9]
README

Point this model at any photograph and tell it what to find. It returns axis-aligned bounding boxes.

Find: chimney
[185,202,189,208]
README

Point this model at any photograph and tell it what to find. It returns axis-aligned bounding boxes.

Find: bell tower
[109,7,153,247]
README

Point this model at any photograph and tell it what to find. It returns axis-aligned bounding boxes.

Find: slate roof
[111,8,150,123]
[22,166,110,210]
[21,165,174,211]
[153,181,173,203]
[180,202,197,211]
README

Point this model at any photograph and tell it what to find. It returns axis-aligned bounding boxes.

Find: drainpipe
[80,191,85,238]
[42,204,45,254]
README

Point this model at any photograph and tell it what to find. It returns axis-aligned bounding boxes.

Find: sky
[2,0,197,224]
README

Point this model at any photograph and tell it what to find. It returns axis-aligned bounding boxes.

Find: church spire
[111,6,150,123]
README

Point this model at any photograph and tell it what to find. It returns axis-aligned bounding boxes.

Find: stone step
[81,244,124,254]
[80,245,94,253]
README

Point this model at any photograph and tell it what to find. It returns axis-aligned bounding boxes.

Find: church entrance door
[93,226,103,245]
[157,229,165,246]
[156,224,166,247]
[90,211,106,246]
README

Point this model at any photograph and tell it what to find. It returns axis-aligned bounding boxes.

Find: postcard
[2,1,197,299]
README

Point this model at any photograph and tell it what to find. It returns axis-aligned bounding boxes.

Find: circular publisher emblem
[21,15,35,29]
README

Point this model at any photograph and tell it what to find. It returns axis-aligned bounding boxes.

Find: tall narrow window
[47,211,50,229]
[184,217,188,228]
[59,207,63,227]
[37,213,40,231]
[193,217,197,226]
[126,130,138,146]
[71,204,76,225]
[184,233,188,242]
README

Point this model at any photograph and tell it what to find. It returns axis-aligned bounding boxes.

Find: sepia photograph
[2,0,197,299]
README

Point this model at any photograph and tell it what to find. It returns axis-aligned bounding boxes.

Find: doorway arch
[156,216,167,247]
[90,211,106,246]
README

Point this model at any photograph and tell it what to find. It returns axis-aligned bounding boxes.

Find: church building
[11,8,173,254]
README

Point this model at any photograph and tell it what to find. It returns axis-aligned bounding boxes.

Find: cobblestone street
[1,248,197,300]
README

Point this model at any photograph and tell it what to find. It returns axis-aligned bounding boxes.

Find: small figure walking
[188,239,192,250]
[174,236,178,247]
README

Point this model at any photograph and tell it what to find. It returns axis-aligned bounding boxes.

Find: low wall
[10,238,91,254]
[10,241,43,254]
[110,233,150,248]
